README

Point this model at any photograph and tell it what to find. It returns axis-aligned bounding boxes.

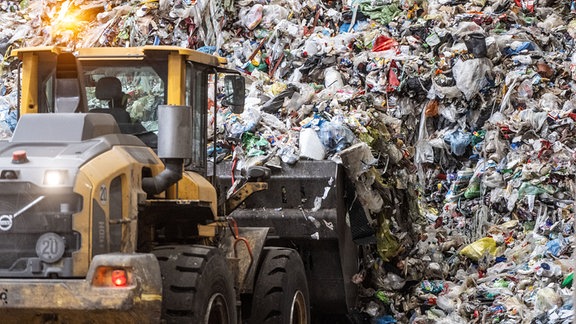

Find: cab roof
[12,45,226,67]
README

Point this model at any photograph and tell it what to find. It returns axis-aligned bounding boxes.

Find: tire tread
[153,245,236,324]
[249,248,309,324]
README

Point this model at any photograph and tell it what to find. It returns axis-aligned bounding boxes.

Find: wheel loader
[0,46,361,323]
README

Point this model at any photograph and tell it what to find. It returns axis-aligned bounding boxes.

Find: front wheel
[153,245,237,324]
[249,248,310,324]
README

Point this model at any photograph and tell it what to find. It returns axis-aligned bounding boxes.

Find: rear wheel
[153,245,237,324]
[249,248,310,324]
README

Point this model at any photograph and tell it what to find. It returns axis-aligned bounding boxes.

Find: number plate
[36,232,65,263]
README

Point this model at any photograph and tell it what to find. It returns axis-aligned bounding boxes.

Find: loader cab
[81,63,164,150]
[13,46,245,177]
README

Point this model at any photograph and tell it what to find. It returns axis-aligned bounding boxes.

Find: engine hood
[0,113,146,187]
[0,133,145,188]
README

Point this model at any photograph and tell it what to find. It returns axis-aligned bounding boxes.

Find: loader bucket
[213,160,363,315]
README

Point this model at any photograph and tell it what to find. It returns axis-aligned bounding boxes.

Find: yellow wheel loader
[0,46,361,323]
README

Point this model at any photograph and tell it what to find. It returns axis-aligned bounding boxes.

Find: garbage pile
[0,0,575,322]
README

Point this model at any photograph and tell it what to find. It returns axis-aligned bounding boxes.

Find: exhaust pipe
[142,158,183,195]
[142,105,191,196]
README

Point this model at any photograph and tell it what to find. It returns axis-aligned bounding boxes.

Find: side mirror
[222,75,245,114]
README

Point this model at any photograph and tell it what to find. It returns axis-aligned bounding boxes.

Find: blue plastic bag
[444,130,471,156]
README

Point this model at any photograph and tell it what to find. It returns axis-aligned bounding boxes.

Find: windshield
[80,63,165,135]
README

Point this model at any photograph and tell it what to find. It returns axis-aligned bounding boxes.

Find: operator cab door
[185,62,209,176]
[184,62,246,177]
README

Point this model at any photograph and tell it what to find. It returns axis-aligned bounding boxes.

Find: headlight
[44,170,69,186]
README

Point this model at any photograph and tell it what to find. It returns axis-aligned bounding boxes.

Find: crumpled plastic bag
[535,287,563,313]
[359,2,401,25]
[537,13,565,31]
[568,19,576,40]
[463,178,480,199]
[379,272,406,291]
[444,130,471,156]
[452,58,493,101]
[324,67,344,89]
[0,92,18,133]
[240,4,263,30]
[376,218,400,261]
[261,84,299,113]
[225,107,262,140]
[459,237,497,261]
[503,40,537,56]
[317,117,356,153]
[452,21,486,41]
[518,109,548,131]
[242,132,270,157]
[337,142,378,179]
[415,140,434,164]
[416,101,435,164]
[261,5,290,29]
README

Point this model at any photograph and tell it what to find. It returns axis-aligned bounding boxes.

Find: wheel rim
[205,293,230,324]
[289,290,307,324]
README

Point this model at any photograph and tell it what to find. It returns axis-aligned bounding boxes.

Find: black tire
[249,248,310,324]
[153,245,237,324]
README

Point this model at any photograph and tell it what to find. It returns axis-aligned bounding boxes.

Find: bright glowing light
[57,14,80,30]
[44,170,67,186]
[112,270,128,287]
[51,1,82,34]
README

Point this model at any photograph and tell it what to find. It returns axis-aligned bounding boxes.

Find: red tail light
[92,267,131,287]
[112,269,128,287]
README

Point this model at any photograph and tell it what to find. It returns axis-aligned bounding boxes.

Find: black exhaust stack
[142,105,191,195]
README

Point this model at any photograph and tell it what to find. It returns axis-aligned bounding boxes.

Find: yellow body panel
[14,44,224,225]
[12,46,64,56]
[17,51,40,115]
[177,171,218,217]
[167,52,185,105]
[71,171,92,276]
[74,145,162,275]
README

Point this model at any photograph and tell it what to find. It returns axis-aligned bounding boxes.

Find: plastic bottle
[561,272,574,288]
[536,262,562,277]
